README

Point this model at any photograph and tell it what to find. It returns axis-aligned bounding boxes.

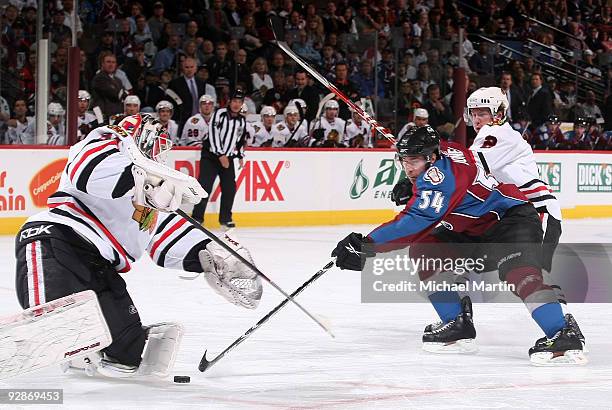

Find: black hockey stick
[270,26,396,144]
[175,209,334,338]
[199,259,335,372]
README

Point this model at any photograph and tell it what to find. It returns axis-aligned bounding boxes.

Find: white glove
[132,166,199,212]
[199,233,263,309]
[142,181,184,212]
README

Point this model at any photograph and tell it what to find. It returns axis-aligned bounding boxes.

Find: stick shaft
[274,40,396,144]
[175,210,333,337]
[199,260,335,372]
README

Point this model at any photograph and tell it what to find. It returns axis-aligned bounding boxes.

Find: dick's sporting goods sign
[537,162,561,192]
[577,163,612,192]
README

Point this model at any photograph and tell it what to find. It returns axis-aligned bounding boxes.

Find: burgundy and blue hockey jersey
[368,142,529,246]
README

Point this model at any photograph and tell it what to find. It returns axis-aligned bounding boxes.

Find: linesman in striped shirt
[192,89,247,228]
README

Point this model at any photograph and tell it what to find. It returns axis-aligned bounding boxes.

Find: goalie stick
[271,27,396,145]
[175,210,334,338]
[199,260,335,372]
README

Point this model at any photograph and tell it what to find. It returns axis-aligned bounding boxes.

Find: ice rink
[1,219,611,409]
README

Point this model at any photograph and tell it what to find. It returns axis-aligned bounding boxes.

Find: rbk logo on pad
[20,224,54,241]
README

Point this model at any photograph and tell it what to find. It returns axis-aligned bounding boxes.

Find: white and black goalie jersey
[26,125,212,273]
[470,121,562,221]
[180,114,210,146]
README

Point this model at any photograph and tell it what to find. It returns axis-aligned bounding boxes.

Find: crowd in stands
[0,0,610,149]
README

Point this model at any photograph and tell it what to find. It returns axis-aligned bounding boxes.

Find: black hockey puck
[173,375,191,383]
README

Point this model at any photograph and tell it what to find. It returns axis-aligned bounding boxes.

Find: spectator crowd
[1,0,611,149]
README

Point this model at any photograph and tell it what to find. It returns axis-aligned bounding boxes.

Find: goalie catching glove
[182,233,263,309]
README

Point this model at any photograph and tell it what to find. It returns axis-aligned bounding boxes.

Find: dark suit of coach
[526,73,553,128]
[168,57,208,134]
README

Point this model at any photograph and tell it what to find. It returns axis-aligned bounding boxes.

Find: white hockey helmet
[78,90,91,100]
[414,107,429,118]
[260,105,276,117]
[284,104,299,116]
[289,98,306,111]
[156,100,173,112]
[119,114,172,163]
[324,99,339,110]
[199,94,215,104]
[464,87,508,125]
[48,102,65,116]
[124,95,141,107]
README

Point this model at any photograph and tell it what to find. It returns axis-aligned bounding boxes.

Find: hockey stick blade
[272,37,396,144]
[175,210,334,338]
[199,260,335,373]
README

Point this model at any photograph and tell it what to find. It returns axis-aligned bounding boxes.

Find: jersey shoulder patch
[277,124,285,131]
[191,117,199,124]
[423,166,445,185]
[253,124,261,133]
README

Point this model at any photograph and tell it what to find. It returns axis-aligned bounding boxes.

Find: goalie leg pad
[96,322,183,379]
[0,290,112,380]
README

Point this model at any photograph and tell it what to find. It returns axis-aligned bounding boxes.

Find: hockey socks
[428,291,462,323]
[531,302,566,338]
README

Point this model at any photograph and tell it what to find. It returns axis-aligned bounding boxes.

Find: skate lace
[428,320,455,334]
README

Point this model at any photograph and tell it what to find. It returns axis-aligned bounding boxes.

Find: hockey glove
[199,233,263,309]
[332,232,375,271]
[390,177,413,206]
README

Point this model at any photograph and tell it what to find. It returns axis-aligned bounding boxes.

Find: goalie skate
[422,297,478,354]
[0,290,112,380]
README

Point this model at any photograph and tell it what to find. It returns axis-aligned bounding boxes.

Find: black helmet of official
[231,88,246,100]
[396,125,440,159]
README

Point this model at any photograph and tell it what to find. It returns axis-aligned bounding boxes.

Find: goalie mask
[119,114,172,163]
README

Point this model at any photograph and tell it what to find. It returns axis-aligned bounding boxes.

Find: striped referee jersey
[206,108,247,157]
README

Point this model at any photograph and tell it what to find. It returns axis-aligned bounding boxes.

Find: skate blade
[422,339,478,354]
[530,350,588,366]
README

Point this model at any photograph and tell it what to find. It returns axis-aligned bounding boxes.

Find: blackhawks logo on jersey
[132,204,158,233]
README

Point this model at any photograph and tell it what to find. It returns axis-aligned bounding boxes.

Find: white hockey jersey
[470,122,561,220]
[6,116,34,144]
[247,121,274,147]
[46,121,66,145]
[180,114,210,147]
[271,121,309,147]
[313,116,345,144]
[161,119,179,146]
[26,125,212,273]
[343,119,372,147]
[77,112,99,140]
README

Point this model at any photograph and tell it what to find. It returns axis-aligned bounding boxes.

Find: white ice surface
[1,219,611,409]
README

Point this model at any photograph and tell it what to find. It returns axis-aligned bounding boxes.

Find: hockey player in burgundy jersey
[332,126,586,365]
[14,114,263,379]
